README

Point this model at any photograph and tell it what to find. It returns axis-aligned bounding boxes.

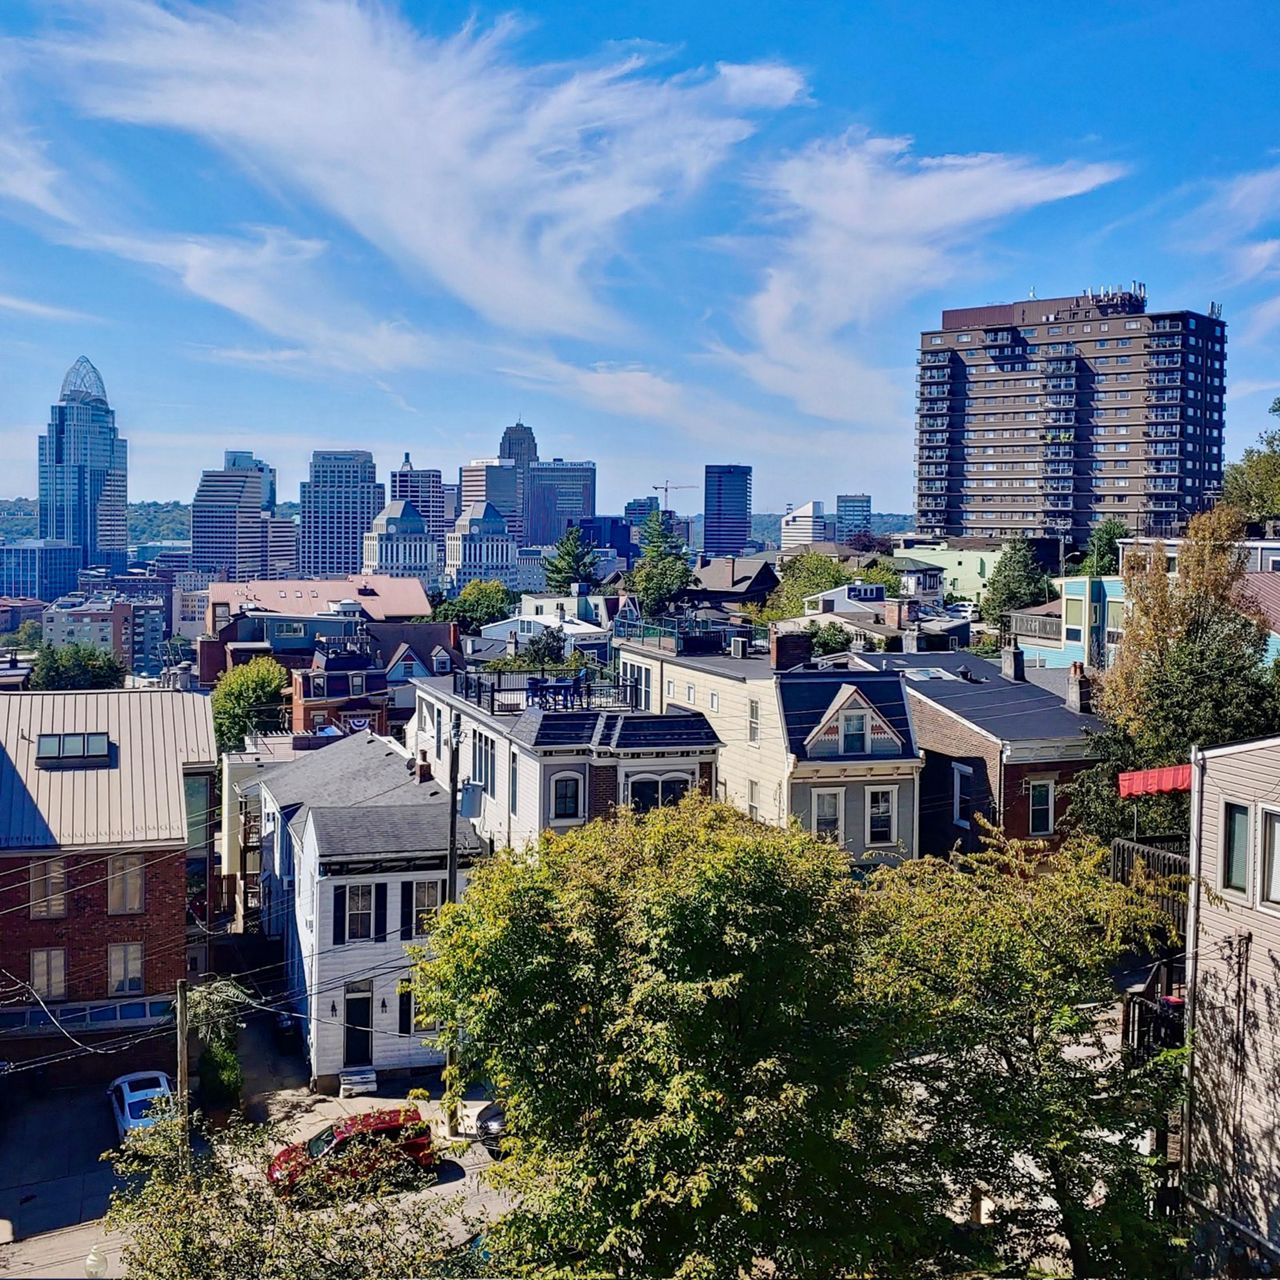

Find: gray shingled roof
[0,690,216,850]
[854,651,1100,743]
[308,801,469,856]
[257,731,438,831]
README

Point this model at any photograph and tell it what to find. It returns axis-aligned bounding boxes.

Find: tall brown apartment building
[915,286,1225,544]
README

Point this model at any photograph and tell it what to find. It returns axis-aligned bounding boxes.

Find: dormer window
[311,675,325,696]
[841,713,868,755]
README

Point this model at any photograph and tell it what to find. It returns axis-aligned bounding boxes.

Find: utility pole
[444,712,462,1137]
[175,978,190,1163]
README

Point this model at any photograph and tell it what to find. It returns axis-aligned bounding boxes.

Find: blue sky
[0,1,1277,515]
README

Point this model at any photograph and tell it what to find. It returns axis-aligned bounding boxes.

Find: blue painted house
[1008,575,1127,669]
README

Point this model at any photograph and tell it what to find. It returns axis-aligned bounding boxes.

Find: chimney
[1066,660,1093,715]
[415,752,433,784]
[447,621,460,652]
[902,626,920,654]
[1001,639,1026,683]
[769,625,813,671]
[506,630,519,658]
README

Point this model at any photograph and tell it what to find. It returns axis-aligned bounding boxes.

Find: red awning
[1118,765,1192,798]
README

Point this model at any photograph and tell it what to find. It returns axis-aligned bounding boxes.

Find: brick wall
[0,845,188,1004]
[1002,759,1094,844]
[586,764,618,819]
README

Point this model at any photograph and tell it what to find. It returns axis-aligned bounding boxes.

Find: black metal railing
[1122,956,1186,1064]
[452,668,637,715]
[1109,836,1190,935]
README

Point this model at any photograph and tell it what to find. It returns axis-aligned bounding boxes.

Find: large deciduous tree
[541,526,600,594]
[1222,398,1280,519]
[979,538,1055,623]
[432,580,517,633]
[1077,516,1129,576]
[626,510,692,617]
[29,641,126,691]
[210,655,287,755]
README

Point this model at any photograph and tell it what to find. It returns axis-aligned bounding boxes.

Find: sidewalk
[0,1222,124,1279]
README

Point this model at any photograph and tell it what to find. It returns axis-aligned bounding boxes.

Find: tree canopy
[29,641,125,691]
[805,619,854,655]
[980,538,1056,623]
[431,580,517,633]
[541,526,600,594]
[757,552,901,622]
[1222,399,1280,518]
[211,655,287,755]
[412,797,1185,1279]
[0,618,42,650]
[625,510,692,617]
[1076,516,1129,576]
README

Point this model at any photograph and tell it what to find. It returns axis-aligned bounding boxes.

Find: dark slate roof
[507,709,720,751]
[853,650,1101,743]
[776,670,917,762]
[364,621,462,672]
[257,731,435,830]
[308,800,473,856]
[689,557,779,595]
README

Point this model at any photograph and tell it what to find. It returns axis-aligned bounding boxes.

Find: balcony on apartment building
[613,614,768,657]
[451,667,639,716]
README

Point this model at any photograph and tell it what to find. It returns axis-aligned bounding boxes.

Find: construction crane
[653,480,696,509]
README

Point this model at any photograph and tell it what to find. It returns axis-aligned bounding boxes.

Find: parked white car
[947,602,980,620]
[108,1071,175,1143]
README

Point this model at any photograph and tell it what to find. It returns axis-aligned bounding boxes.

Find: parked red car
[267,1107,435,1194]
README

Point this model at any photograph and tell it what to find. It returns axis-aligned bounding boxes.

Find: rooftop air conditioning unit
[730,637,747,660]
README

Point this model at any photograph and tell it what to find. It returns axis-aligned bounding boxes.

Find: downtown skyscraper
[38,356,128,573]
[703,464,752,557]
[298,450,385,577]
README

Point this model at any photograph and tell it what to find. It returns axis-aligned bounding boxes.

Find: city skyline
[0,3,1275,512]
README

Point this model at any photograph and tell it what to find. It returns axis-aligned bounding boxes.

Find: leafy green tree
[3,619,43,649]
[858,828,1185,1280]
[29,641,126,691]
[804,619,853,656]
[541,526,600,594]
[759,552,901,622]
[432,580,516,633]
[414,800,989,1279]
[104,1113,481,1279]
[211,656,287,755]
[482,625,591,672]
[1077,516,1129,576]
[980,537,1055,623]
[625,510,692,617]
[1223,399,1280,518]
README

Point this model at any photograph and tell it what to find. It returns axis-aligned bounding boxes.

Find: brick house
[0,690,216,1072]
[291,649,391,736]
[409,669,720,851]
[851,648,1099,855]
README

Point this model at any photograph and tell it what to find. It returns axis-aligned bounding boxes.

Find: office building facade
[42,592,167,676]
[624,495,660,528]
[836,494,872,542]
[445,501,517,591]
[499,419,539,537]
[459,458,521,542]
[191,467,267,582]
[390,454,446,545]
[38,356,128,573]
[526,459,596,546]
[298,451,385,577]
[703,465,752,557]
[0,540,82,602]
[781,501,834,550]
[223,450,276,511]
[915,287,1226,544]
[362,500,441,590]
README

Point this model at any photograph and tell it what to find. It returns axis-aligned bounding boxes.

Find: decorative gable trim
[802,686,903,753]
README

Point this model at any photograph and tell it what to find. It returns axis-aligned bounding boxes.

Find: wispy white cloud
[0,291,95,322]
[723,130,1126,422]
[42,0,804,340]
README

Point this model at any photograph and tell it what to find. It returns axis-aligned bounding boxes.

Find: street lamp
[84,1243,110,1277]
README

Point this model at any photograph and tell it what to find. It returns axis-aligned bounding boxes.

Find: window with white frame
[30,858,67,919]
[434,707,443,758]
[350,674,365,696]
[473,732,496,798]
[1028,780,1055,836]
[813,789,843,843]
[1223,802,1250,893]
[108,854,144,915]
[347,884,374,940]
[1263,811,1280,906]
[108,942,143,996]
[627,774,692,814]
[621,659,651,711]
[748,780,760,821]
[413,880,443,936]
[748,699,760,744]
[685,684,696,705]
[509,749,519,813]
[666,679,675,697]
[841,711,868,754]
[953,764,973,829]
[709,691,719,712]
[552,774,581,821]
[866,787,897,845]
[31,947,66,1001]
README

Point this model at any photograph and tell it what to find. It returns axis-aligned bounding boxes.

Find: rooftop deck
[452,668,638,716]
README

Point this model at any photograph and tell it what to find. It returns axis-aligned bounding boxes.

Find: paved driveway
[0,1084,121,1243]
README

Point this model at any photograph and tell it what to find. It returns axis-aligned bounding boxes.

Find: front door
[343,982,373,1067]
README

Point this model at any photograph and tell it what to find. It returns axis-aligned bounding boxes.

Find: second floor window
[1223,802,1250,892]
[748,780,760,822]
[31,947,66,1001]
[553,775,581,820]
[347,884,374,940]
[1028,781,1055,837]
[748,700,760,744]
[30,858,67,919]
[473,733,496,798]
[108,854,144,915]
[841,712,868,755]
[109,943,143,996]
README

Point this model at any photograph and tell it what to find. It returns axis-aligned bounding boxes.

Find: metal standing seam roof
[0,690,216,851]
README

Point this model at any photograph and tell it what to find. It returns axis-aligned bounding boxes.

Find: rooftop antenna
[1028,285,1037,300]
